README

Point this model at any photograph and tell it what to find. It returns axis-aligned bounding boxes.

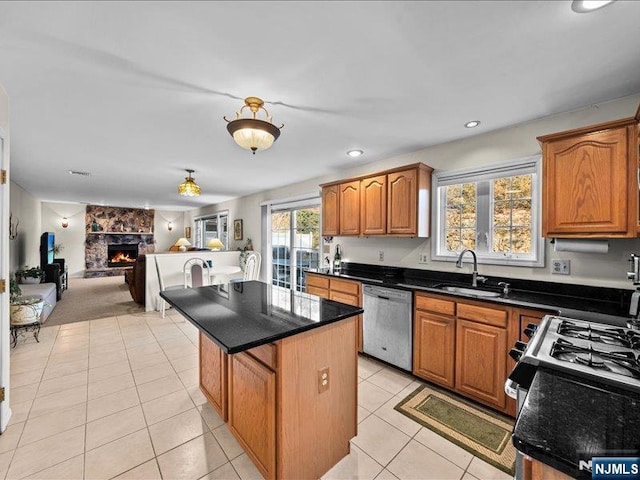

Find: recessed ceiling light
[464,120,481,128]
[571,0,616,13]
[346,149,364,158]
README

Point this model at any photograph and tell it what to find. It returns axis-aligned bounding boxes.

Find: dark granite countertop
[513,368,640,479]
[307,263,634,326]
[160,280,363,354]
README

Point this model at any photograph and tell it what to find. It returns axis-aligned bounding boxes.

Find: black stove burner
[550,338,640,378]
[557,321,640,349]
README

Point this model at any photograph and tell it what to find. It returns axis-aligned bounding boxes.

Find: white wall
[188,93,640,290]
[41,202,86,277]
[9,181,42,274]
[154,211,185,252]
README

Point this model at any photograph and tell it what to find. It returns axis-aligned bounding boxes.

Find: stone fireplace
[85,205,155,278]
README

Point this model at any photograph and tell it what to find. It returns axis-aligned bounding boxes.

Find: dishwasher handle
[363,284,412,304]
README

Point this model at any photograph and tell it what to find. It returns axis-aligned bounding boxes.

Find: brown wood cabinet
[339,180,361,235]
[228,352,277,479]
[414,309,455,388]
[531,459,573,480]
[455,318,507,409]
[320,162,433,238]
[199,332,228,420]
[199,317,358,480]
[321,185,339,236]
[538,118,639,238]
[361,174,387,235]
[413,292,514,413]
[307,273,363,352]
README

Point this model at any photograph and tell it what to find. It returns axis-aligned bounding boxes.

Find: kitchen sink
[438,285,502,298]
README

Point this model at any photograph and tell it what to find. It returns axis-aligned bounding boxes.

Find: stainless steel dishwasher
[362,284,413,371]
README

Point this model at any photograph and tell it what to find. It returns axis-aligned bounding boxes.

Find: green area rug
[394,384,516,475]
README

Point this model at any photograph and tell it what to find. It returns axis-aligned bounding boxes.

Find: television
[40,232,55,267]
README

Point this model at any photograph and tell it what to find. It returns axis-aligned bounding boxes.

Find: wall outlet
[418,253,429,264]
[318,367,329,393]
[378,250,384,261]
[551,259,571,275]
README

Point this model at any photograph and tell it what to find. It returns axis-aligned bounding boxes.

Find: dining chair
[183,258,211,288]
[155,256,186,318]
[243,252,261,281]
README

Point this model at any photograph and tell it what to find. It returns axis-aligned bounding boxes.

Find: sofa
[18,282,57,323]
[125,254,146,305]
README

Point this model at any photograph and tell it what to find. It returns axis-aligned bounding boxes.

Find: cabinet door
[413,310,455,388]
[228,352,276,480]
[339,181,361,235]
[543,127,630,236]
[322,185,339,236]
[361,175,387,235]
[387,169,417,235]
[455,319,507,409]
[199,332,228,421]
[330,290,363,352]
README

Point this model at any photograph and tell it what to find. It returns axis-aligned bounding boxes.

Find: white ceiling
[1,1,640,211]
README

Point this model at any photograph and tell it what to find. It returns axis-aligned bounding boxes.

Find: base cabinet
[199,333,227,420]
[455,319,507,409]
[413,310,455,388]
[228,352,276,479]
[199,318,358,480]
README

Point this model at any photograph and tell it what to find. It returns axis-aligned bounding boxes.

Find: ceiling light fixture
[464,120,481,128]
[571,0,616,13]
[178,169,201,197]
[224,97,283,154]
[61,217,69,228]
[346,149,364,158]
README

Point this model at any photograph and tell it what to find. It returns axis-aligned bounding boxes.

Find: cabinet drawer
[330,278,360,296]
[306,273,330,289]
[307,285,329,299]
[415,294,456,316]
[330,291,360,307]
[457,303,507,328]
[246,343,278,371]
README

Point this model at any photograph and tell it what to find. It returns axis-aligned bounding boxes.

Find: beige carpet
[45,276,144,326]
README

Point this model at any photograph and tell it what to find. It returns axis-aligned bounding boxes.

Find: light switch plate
[551,259,570,275]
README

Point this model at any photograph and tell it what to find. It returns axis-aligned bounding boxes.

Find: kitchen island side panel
[277,316,358,480]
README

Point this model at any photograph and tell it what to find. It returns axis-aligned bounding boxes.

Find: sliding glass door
[270,205,320,292]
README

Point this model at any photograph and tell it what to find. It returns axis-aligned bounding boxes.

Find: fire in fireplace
[107,244,139,267]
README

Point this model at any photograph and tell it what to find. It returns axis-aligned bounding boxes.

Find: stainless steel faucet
[455,249,487,287]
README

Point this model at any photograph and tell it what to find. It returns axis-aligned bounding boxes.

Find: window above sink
[431,156,544,267]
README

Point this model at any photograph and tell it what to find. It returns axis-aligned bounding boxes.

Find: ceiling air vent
[68,170,91,176]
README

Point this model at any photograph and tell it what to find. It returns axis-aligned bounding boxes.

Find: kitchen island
[161,281,364,480]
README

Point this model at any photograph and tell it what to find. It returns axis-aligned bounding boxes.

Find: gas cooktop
[510,316,640,393]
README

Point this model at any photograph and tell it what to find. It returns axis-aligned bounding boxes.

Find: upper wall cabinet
[321,163,433,237]
[538,116,639,238]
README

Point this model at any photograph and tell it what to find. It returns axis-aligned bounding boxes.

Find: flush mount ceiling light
[464,120,481,128]
[346,149,364,158]
[178,169,201,197]
[571,0,616,12]
[224,97,284,154]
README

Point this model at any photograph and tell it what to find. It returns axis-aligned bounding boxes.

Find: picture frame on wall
[234,219,243,241]
[185,226,191,239]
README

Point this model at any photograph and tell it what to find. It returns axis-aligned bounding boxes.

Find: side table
[10,321,40,348]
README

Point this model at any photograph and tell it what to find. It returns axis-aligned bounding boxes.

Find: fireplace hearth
[107,244,139,267]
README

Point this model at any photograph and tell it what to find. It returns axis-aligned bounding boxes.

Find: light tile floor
[4,311,512,480]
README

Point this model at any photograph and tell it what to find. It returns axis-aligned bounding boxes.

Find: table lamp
[207,238,224,251]
[175,238,191,252]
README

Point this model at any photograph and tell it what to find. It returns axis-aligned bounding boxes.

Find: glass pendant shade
[224,97,283,154]
[178,169,201,197]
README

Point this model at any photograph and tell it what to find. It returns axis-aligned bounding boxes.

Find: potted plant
[9,278,21,303]
[15,266,45,284]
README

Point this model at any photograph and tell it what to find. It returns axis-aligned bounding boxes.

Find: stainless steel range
[506,315,640,479]
[509,316,640,393]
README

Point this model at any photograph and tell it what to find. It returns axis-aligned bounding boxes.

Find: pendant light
[224,97,284,154]
[178,169,201,197]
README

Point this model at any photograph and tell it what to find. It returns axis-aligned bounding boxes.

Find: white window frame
[194,211,229,249]
[431,155,544,267]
